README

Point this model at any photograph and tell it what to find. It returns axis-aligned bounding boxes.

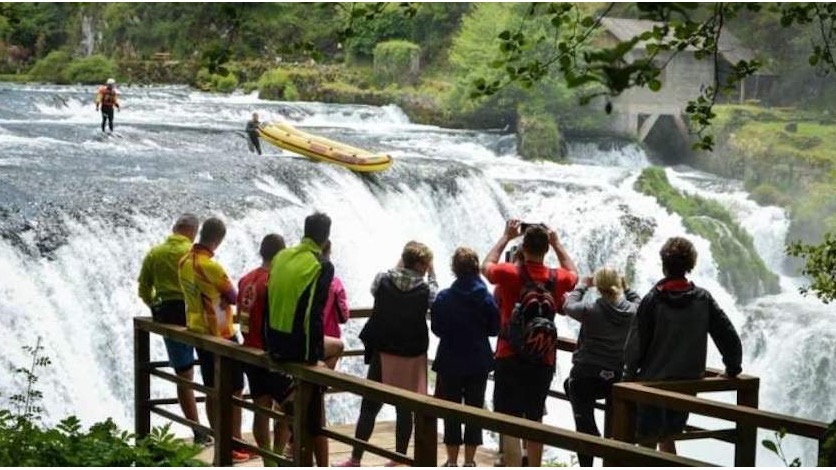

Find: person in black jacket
[246,112,262,155]
[431,247,500,467]
[563,267,639,467]
[336,241,437,467]
[624,236,743,454]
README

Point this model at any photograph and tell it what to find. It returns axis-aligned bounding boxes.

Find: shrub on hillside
[212,73,238,93]
[28,50,72,83]
[257,68,293,100]
[64,55,118,84]
[373,40,421,86]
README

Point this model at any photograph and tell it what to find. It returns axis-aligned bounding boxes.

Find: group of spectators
[138,213,743,467]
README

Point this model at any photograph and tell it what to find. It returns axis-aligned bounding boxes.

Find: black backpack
[502,265,559,366]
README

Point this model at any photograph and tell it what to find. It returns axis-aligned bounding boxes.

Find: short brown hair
[401,241,433,270]
[259,234,285,263]
[522,225,549,257]
[452,247,479,278]
[199,217,226,246]
[660,237,698,277]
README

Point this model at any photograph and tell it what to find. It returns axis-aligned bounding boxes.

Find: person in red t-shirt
[482,219,578,467]
[237,233,293,464]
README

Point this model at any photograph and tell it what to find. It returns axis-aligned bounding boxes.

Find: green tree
[786,233,836,304]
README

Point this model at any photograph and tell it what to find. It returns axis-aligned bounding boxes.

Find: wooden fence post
[735,379,759,467]
[607,388,636,467]
[293,379,317,467]
[414,412,438,466]
[133,324,151,439]
[214,354,234,466]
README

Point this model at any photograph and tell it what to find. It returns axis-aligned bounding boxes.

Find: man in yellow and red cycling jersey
[179,217,252,463]
[94,78,120,133]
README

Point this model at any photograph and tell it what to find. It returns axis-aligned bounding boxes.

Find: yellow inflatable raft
[258,122,393,173]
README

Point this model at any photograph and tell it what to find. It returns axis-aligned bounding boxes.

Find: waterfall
[0,83,831,465]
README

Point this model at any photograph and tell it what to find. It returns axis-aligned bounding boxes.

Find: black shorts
[493,357,554,421]
[243,364,294,404]
[196,343,244,392]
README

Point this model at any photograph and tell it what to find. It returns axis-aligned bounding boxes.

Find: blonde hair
[594,267,623,302]
[401,241,433,270]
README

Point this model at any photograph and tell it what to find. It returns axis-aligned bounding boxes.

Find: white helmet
[106,78,115,85]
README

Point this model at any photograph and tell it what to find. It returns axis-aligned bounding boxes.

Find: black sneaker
[193,432,214,448]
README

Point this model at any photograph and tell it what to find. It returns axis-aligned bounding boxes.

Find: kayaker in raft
[246,112,263,155]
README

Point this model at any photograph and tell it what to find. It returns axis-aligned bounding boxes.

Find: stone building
[598,18,775,159]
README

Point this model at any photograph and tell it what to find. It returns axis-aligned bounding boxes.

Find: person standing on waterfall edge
[95,78,120,133]
[137,213,212,447]
[246,112,263,155]
[623,236,742,455]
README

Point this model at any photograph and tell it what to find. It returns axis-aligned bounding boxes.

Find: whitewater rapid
[0,84,830,465]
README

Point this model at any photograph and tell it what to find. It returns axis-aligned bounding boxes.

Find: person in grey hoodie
[624,236,742,454]
[563,267,639,467]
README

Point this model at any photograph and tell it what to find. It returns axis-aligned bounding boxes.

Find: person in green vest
[137,213,211,447]
[266,212,339,466]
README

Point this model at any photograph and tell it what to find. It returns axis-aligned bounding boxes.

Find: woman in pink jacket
[322,241,350,369]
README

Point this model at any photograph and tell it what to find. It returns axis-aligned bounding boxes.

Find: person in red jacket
[237,234,294,464]
[482,219,578,467]
[95,78,120,133]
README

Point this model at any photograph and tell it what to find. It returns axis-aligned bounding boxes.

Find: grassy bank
[704,105,836,247]
[635,167,781,303]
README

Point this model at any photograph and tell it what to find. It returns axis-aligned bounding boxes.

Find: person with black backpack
[482,219,578,467]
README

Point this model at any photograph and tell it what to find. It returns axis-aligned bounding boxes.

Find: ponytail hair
[594,267,623,302]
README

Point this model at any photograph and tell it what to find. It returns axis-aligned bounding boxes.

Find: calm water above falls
[0,84,830,465]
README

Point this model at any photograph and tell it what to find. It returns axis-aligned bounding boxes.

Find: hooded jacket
[359,267,435,359]
[430,275,500,377]
[564,286,639,372]
[623,278,743,381]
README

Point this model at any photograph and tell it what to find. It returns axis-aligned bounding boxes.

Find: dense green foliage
[786,233,836,304]
[27,50,71,82]
[0,339,205,467]
[373,40,420,86]
[635,167,780,302]
[64,54,117,84]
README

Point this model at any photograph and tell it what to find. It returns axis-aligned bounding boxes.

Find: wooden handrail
[134,317,705,466]
[612,382,828,440]
[135,308,830,467]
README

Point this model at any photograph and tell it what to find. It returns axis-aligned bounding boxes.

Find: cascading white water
[0,84,831,465]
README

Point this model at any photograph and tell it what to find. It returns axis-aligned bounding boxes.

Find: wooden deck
[198,421,498,467]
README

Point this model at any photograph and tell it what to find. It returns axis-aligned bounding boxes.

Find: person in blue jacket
[431,247,500,467]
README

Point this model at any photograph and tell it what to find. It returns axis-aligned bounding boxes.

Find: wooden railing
[134,308,830,466]
[134,316,705,466]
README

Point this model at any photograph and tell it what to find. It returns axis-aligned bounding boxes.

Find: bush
[257,68,292,100]
[373,40,421,86]
[28,50,72,83]
[212,73,238,93]
[0,339,205,467]
[64,55,118,84]
[517,107,562,161]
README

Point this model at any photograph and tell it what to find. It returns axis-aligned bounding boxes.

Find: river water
[0,84,831,465]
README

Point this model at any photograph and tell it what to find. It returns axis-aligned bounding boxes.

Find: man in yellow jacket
[179,217,252,463]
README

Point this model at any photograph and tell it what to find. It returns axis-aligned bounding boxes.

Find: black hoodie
[564,286,639,372]
[623,278,743,381]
